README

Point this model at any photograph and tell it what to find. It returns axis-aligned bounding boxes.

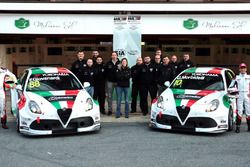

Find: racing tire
[228,108,234,131]
[16,111,20,133]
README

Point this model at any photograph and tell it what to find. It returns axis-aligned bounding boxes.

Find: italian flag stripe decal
[33,91,62,110]
[31,68,46,75]
[172,89,185,106]
[186,90,215,107]
[65,90,80,109]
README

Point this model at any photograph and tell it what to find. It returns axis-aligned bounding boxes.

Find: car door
[11,70,29,117]
[225,70,237,121]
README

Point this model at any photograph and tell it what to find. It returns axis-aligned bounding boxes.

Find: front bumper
[150,114,227,133]
[20,116,101,135]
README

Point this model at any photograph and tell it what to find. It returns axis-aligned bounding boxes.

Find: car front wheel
[228,108,234,131]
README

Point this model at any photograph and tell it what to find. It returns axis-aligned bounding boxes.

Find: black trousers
[93,85,106,114]
[139,84,157,114]
[131,83,140,112]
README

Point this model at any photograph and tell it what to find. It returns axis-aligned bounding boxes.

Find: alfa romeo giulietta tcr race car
[150,67,237,133]
[12,67,100,135]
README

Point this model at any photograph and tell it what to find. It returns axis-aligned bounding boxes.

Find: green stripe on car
[171,89,185,107]
[31,68,46,74]
[33,91,62,109]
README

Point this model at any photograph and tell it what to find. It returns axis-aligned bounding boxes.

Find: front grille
[29,116,95,133]
[156,114,217,130]
[176,106,190,122]
[57,108,72,125]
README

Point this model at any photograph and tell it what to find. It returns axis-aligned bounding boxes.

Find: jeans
[116,87,129,117]
[85,86,94,97]
[106,81,117,113]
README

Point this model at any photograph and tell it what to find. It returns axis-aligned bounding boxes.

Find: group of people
[70,49,194,118]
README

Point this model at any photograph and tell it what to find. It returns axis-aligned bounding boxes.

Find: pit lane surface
[0,118,250,167]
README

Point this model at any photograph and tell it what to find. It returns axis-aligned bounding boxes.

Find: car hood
[161,88,224,108]
[25,90,86,110]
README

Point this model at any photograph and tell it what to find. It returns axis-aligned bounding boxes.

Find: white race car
[12,67,100,135]
[150,67,237,133]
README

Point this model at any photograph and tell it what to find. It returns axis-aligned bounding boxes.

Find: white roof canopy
[0,3,250,12]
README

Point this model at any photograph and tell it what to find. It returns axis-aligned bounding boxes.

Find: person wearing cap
[229,63,250,133]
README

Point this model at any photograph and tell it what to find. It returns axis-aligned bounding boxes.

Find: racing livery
[150,67,237,133]
[12,67,100,135]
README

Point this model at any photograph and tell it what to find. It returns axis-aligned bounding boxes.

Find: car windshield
[170,72,225,91]
[26,73,82,91]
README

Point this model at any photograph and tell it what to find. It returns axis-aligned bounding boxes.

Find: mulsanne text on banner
[113,15,141,67]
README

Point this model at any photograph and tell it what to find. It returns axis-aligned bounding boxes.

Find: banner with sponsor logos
[113,15,141,67]
[0,14,250,35]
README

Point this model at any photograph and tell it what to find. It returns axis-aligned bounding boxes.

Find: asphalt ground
[1,114,250,167]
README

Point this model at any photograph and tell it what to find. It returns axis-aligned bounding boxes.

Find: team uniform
[157,63,174,95]
[83,65,95,97]
[93,63,106,114]
[230,73,250,132]
[176,59,194,75]
[0,68,17,129]
[130,64,142,113]
[105,59,120,115]
[138,63,157,115]
[70,59,87,84]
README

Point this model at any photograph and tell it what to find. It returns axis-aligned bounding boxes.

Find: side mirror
[227,87,239,98]
[164,81,170,88]
[15,85,23,91]
[83,82,90,88]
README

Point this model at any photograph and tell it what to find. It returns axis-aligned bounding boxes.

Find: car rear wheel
[228,108,234,131]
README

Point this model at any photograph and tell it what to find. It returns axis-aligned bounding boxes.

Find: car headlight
[29,100,42,114]
[157,96,164,109]
[86,98,93,111]
[206,99,219,112]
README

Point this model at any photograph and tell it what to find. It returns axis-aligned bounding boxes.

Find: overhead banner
[113,15,141,66]
[1,14,250,35]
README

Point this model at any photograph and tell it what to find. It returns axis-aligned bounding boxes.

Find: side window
[225,70,235,88]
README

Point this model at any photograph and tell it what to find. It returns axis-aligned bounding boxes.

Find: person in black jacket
[105,51,120,116]
[130,57,143,113]
[93,56,106,115]
[157,56,174,95]
[177,53,194,75]
[152,54,162,93]
[70,50,87,84]
[83,58,95,97]
[169,54,179,78]
[92,50,99,65]
[115,58,131,118]
[138,56,157,116]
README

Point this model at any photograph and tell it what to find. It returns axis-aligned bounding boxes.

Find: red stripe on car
[186,90,215,108]
[65,90,80,109]
[207,68,223,74]
[57,67,69,73]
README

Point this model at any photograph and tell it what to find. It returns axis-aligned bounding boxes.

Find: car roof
[27,67,71,75]
[183,67,230,74]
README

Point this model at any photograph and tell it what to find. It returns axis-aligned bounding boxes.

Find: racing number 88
[29,80,40,88]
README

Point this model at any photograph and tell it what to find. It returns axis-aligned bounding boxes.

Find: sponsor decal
[15,18,30,29]
[174,94,202,100]
[116,49,126,59]
[45,96,76,102]
[183,18,198,30]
